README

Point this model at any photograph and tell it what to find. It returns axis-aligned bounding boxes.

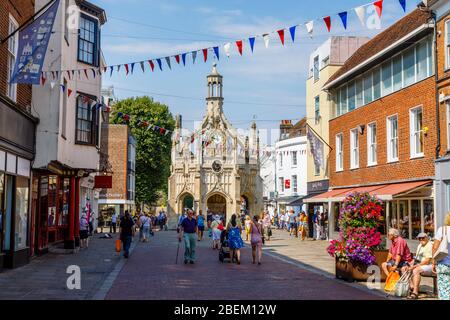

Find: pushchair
[219,229,232,263]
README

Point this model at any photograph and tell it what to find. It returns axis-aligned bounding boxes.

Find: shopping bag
[115,239,122,253]
[394,271,412,297]
[384,271,400,292]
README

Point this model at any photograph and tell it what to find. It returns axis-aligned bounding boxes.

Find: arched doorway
[240,195,249,215]
[207,194,227,219]
[180,193,194,212]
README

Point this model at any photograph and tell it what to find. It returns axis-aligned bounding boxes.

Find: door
[3,176,14,252]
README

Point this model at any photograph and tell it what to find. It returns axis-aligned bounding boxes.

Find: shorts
[289,222,297,229]
[386,260,409,268]
[80,230,89,240]
[198,226,205,231]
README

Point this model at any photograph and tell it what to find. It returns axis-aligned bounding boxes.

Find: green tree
[110,96,175,206]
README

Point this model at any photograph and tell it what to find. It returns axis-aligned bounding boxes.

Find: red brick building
[98,124,136,227]
[310,8,437,240]
[0,0,38,269]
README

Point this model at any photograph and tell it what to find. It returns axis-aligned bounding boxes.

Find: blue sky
[97,0,417,138]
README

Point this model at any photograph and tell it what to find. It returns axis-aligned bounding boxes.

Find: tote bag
[433,226,449,263]
[394,271,412,297]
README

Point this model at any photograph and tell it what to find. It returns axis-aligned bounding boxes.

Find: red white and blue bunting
[39,0,408,80]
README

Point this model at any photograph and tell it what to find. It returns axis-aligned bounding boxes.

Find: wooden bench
[410,253,438,296]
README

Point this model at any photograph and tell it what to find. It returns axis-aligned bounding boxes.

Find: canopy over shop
[304,180,434,240]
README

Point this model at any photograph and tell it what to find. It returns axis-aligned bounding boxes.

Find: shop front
[0,95,37,269]
[304,179,329,238]
[305,180,434,242]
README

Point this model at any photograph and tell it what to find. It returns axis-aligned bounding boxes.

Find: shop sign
[285,179,291,189]
[94,175,113,189]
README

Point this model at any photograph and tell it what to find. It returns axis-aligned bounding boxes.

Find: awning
[303,180,432,203]
[276,196,306,206]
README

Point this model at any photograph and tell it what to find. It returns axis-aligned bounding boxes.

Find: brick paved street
[0,233,127,300]
[105,229,384,300]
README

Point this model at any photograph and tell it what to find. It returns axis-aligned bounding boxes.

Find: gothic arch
[177,192,195,213]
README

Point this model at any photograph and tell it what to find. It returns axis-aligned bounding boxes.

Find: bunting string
[40,0,406,80]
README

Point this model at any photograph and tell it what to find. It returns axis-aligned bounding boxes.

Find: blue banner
[10,0,60,85]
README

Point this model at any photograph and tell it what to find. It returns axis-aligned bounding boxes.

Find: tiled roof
[324,8,432,88]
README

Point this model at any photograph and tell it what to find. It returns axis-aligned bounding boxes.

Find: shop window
[398,200,409,239]
[411,200,421,239]
[48,176,57,228]
[14,177,29,251]
[388,201,398,229]
[60,178,70,226]
[424,199,434,238]
[334,203,341,232]
[0,173,4,252]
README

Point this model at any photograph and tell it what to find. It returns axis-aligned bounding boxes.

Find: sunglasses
[418,237,426,240]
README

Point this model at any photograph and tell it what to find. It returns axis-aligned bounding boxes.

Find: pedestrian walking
[138,211,145,241]
[79,213,89,249]
[262,212,272,241]
[432,212,450,300]
[197,211,205,241]
[178,209,198,264]
[250,215,263,265]
[318,212,326,240]
[244,215,252,241]
[299,212,308,241]
[110,212,117,234]
[119,211,135,258]
[227,214,244,264]
[313,210,320,240]
[140,213,151,242]
[288,210,298,237]
[211,216,221,249]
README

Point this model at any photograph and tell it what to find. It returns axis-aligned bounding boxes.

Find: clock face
[212,160,223,173]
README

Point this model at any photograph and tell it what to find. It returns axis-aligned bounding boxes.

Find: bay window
[76,94,99,145]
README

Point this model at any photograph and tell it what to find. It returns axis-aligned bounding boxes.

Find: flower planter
[335,249,389,282]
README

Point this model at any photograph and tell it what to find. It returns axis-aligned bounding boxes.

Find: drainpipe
[432,11,441,159]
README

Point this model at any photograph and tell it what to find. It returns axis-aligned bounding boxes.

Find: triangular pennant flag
[77,70,81,79]
[224,43,231,57]
[289,26,296,42]
[165,57,171,69]
[159,128,165,135]
[175,55,180,64]
[84,69,89,79]
[249,37,255,52]
[148,60,155,71]
[374,0,383,18]
[338,12,348,30]
[41,73,46,85]
[110,66,114,77]
[355,6,366,27]
[68,89,73,97]
[50,81,56,89]
[202,48,208,62]
[277,30,285,45]
[323,16,331,32]
[124,64,129,75]
[66,70,71,80]
[192,51,197,64]
[399,0,406,12]
[236,40,243,55]
[71,70,75,78]
[98,67,102,76]
[156,58,163,71]
[60,84,66,92]
[263,34,270,48]
[306,21,314,36]
[103,66,107,73]
[91,69,96,78]
[213,46,220,60]
[55,71,59,79]
[181,53,187,66]
[131,63,135,74]
[117,65,121,73]
[51,71,56,79]
[140,61,145,73]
